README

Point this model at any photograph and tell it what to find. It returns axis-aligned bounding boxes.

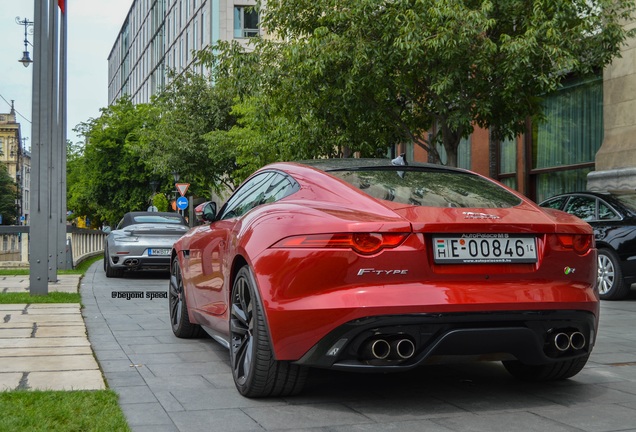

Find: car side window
[564,196,596,221]
[542,197,567,210]
[219,171,298,220]
[598,201,620,220]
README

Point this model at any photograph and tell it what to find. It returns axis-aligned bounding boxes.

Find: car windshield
[132,215,185,224]
[327,168,521,208]
[612,192,636,212]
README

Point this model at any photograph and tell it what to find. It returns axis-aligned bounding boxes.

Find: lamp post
[16,17,34,68]
[148,180,160,212]
[172,171,180,214]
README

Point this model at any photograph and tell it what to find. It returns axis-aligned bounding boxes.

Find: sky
[0,0,134,150]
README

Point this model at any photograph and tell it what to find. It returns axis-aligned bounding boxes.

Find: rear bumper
[294,310,597,371]
[109,254,171,270]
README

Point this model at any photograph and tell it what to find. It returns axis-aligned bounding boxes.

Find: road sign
[176,196,188,210]
[176,183,190,196]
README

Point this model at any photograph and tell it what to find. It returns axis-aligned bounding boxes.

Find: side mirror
[202,202,217,222]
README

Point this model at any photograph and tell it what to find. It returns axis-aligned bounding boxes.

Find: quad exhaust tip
[363,337,416,361]
[552,331,586,352]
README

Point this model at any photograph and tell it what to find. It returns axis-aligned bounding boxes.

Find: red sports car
[169,158,599,397]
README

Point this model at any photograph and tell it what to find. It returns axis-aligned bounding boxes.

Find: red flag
[58,0,65,14]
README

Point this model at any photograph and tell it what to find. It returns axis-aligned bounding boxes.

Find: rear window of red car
[328,169,521,208]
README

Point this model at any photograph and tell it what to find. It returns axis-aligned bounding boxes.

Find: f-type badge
[357,268,409,276]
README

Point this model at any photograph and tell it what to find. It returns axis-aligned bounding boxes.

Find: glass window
[132,215,186,224]
[234,6,259,38]
[535,167,592,204]
[540,196,567,210]
[564,196,596,221]
[533,77,602,169]
[220,172,299,220]
[613,193,636,212]
[531,75,602,201]
[435,137,471,169]
[327,168,521,208]
[598,201,619,220]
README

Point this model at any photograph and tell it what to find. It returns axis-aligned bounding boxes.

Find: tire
[230,266,307,398]
[169,257,203,338]
[104,248,124,278]
[503,354,590,381]
[597,248,629,300]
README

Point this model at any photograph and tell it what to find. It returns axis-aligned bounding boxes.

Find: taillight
[273,233,409,255]
[556,234,594,255]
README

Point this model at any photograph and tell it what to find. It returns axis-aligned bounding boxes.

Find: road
[81,261,636,432]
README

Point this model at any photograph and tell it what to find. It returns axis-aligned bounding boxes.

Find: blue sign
[176,196,188,210]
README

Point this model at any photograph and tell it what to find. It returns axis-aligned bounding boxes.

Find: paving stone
[27,370,106,391]
[0,328,32,338]
[0,337,90,348]
[34,325,88,337]
[0,346,93,357]
[0,354,99,373]
[0,372,22,391]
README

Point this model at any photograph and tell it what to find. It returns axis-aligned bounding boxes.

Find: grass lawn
[0,390,130,432]
[0,255,131,431]
[0,256,102,304]
[0,254,102,277]
[0,292,81,304]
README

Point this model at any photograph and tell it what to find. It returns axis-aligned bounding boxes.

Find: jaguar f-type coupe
[169,158,599,397]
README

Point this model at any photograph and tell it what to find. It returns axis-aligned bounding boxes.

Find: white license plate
[148,248,171,256]
[433,235,537,264]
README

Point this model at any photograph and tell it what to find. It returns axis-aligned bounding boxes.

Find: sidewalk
[0,275,105,391]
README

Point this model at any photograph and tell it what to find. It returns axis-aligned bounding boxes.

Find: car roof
[541,191,636,216]
[295,158,468,173]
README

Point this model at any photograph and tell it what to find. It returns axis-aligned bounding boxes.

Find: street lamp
[16,17,34,68]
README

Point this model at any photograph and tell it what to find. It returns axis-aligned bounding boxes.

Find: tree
[252,0,636,166]
[136,67,239,194]
[0,164,17,225]
[69,97,161,225]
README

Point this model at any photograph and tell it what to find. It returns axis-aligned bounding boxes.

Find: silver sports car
[104,211,189,277]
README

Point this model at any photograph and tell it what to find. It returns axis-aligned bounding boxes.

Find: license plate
[148,248,171,256]
[433,234,537,264]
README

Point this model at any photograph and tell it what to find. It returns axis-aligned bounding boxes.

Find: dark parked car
[540,191,636,300]
[170,158,598,397]
[104,211,189,277]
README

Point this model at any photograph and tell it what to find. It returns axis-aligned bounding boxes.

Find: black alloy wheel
[230,266,307,398]
[168,257,202,338]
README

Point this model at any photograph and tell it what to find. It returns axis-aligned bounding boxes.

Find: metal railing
[0,226,106,268]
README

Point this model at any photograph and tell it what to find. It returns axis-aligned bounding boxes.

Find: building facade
[108,0,259,105]
[0,103,30,225]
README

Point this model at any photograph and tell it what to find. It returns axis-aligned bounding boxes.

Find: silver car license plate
[433,234,537,264]
[148,248,171,256]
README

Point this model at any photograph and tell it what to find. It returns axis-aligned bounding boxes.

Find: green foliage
[0,164,17,225]
[152,193,169,212]
[137,69,238,195]
[253,0,636,166]
[68,97,162,225]
[66,1,636,218]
